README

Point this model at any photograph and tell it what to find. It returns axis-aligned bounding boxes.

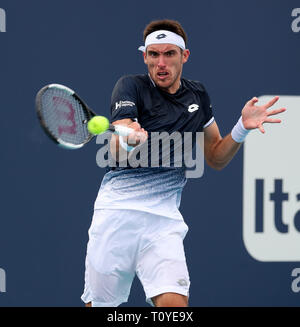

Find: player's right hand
[126,122,148,147]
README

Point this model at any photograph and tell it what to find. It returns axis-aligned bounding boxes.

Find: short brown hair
[143,19,187,45]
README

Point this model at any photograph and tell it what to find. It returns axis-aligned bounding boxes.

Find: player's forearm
[206,133,242,170]
[110,134,131,162]
[110,134,119,161]
[109,119,135,162]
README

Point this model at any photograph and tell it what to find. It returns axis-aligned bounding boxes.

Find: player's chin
[155,77,172,88]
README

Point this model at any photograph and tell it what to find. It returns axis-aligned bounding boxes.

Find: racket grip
[112,124,134,136]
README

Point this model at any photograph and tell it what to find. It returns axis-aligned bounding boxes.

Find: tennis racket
[35,83,134,150]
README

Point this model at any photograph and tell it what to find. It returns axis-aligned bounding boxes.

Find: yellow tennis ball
[87,116,109,135]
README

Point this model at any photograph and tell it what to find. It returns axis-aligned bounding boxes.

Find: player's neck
[167,80,181,94]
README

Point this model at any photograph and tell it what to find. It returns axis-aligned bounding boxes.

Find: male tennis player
[81,19,285,307]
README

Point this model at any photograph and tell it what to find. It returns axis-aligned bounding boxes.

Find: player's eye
[148,51,159,58]
[165,51,175,57]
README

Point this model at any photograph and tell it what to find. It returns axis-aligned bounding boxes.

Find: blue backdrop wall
[0,0,299,306]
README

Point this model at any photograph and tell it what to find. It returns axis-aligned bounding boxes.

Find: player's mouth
[157,71,169,80]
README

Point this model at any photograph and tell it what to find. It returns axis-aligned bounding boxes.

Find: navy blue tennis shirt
[109,74,215,169]
[95,74,215,213]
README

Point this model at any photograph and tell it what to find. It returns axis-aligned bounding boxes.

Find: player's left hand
[241,96,286,133]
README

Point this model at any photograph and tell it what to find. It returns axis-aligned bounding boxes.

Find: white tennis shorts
[81,209,190,307]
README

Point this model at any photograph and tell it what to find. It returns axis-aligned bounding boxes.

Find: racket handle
[109,124,134,136]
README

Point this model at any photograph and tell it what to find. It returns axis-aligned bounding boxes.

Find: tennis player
[81,19,285,307]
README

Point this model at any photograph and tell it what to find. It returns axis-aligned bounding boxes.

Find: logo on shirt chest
[188,104,199,113]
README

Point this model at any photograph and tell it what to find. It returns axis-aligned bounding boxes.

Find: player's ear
[182,49,190,64]
[143,51,148,64]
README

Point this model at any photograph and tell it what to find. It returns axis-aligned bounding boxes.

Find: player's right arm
[110,118,147,162]
[109,76,148,162]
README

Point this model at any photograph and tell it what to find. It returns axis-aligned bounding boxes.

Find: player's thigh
[82,209,141,306]
[137,219,190,306]
[87,209,143,273]
[84,255,135,306]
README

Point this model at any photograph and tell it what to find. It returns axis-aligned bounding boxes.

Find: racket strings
[40,88,90,146]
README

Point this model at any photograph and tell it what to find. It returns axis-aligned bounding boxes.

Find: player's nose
[157,55,166,68]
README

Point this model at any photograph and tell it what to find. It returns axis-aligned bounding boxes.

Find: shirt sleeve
[110,76,139,123]
[198,83,214,128]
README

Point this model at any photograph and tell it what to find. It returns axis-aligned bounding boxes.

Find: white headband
[138,30,186,52]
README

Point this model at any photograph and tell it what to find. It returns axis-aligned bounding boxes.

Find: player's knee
[152,292,188,307]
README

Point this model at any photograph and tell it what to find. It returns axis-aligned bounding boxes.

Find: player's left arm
[204,96,286,170]
[204,121,241,170]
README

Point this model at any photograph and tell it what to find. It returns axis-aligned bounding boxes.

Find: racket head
[36,84,96,149]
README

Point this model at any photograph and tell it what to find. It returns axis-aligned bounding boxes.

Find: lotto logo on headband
[243,95,300,261]
[138,30,186,53]
[156,33,167,39]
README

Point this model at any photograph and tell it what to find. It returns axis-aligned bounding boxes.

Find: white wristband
[231,117,250,143]
[119,135,134,152]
